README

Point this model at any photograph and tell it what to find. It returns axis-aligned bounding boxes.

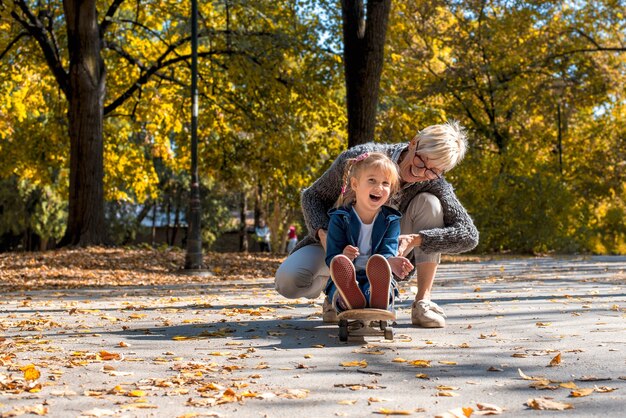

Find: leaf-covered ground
[1,250,624,417]
[0,247,284,291]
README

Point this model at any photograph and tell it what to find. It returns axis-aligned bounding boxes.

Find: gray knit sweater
[293,142,479,254]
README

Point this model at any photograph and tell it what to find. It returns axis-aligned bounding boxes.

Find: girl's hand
[342,245,359,261]
[388,256,414,279]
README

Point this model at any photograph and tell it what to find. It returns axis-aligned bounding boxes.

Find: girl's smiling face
[350,166,393,217]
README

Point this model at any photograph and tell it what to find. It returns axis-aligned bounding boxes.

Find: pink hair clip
[354,152,369,162]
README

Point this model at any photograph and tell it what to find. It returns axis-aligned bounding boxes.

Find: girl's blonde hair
[335,152,400,208]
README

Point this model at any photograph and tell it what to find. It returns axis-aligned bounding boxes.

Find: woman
[275,121,479,328]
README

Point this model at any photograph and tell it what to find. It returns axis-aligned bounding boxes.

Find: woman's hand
[397,233,422,257]
[387,256,414,279]
[342,245,360,261]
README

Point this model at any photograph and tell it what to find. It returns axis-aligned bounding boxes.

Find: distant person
[275,121,479,328]
[286,225,298,253]
[255,219,271,252]
[324,152,413,313]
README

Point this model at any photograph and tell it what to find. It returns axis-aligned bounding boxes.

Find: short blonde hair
[415,121,467,173]
[336,152,400,208]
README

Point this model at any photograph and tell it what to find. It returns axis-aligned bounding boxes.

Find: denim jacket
[325,205,402,268]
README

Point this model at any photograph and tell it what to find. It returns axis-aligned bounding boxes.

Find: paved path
[1,256,625,417]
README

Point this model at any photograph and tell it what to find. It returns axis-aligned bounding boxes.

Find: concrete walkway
[1,256,625,417]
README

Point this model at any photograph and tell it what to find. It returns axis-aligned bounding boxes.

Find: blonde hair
[335,152,400,207]
[414,120,468,173]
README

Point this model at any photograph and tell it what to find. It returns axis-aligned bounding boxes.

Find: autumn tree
[380,0,626,253]
[1,1,345,249]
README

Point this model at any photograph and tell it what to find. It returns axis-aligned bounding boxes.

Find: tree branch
[10,0,69,97]
[100,0,126,35]
[0,32,28,61]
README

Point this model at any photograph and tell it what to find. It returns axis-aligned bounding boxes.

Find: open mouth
[369,194,382,202]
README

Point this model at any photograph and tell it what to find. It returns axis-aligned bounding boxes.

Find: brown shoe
[330,255,366,309]
[366,254,392,310]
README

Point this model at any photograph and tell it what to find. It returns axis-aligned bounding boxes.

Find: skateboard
[337,308,396,342]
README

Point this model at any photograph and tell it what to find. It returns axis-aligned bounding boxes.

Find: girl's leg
[329,255,366,310]
[274,244,329,299]
[365,255,392,310]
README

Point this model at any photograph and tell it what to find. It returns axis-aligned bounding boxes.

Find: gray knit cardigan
[293,142,479,255]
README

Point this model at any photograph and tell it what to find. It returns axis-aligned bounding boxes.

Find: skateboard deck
[337,308,396,341]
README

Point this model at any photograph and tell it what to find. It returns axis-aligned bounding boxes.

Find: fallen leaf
[21,364,41,381]
[80,408,117,417]
[126,389,147,397]
[374,409,412,415]
[435,407,473,418]
[570,388,594,397]
[340,360,367,368]
[526,398,573,410]
[408,359,431,368]
[548,353,561,367]
[475,402,504,415]
[594,386,617,393]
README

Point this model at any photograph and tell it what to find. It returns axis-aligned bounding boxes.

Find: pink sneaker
[366,254,392,310]
[330,255,366,309]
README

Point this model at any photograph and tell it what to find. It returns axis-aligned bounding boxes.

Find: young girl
[324,152,414,313]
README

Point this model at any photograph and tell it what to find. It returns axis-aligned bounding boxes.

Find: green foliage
[0,177,67,250]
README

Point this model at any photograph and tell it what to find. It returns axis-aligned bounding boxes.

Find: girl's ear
[350,176,358,190]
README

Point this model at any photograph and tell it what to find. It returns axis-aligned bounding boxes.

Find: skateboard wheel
[339,319,349,342]
[384,327,394,340]
[379,320,387,330]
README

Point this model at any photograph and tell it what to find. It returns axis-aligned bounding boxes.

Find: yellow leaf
[392,357,407,363]
[340,360,367,368]
[560,382,577,389]
[21,364,41,381]
[408,359,431,368]
[338,399,357,405]
[439,360,458,365]
[127,390,146,397]
[98,351,121,361]
[415,373,429,379]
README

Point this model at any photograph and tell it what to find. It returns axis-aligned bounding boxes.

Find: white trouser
[400,192,444,264]
[274,192,444,299]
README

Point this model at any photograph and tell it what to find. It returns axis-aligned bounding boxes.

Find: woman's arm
[416,181,479,254]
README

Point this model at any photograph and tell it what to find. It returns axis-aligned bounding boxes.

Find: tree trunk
[341,0,391,148]
[60,0,106,246]
[239,191,248,252]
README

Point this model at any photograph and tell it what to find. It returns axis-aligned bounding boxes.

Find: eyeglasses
[413,153,443,180]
